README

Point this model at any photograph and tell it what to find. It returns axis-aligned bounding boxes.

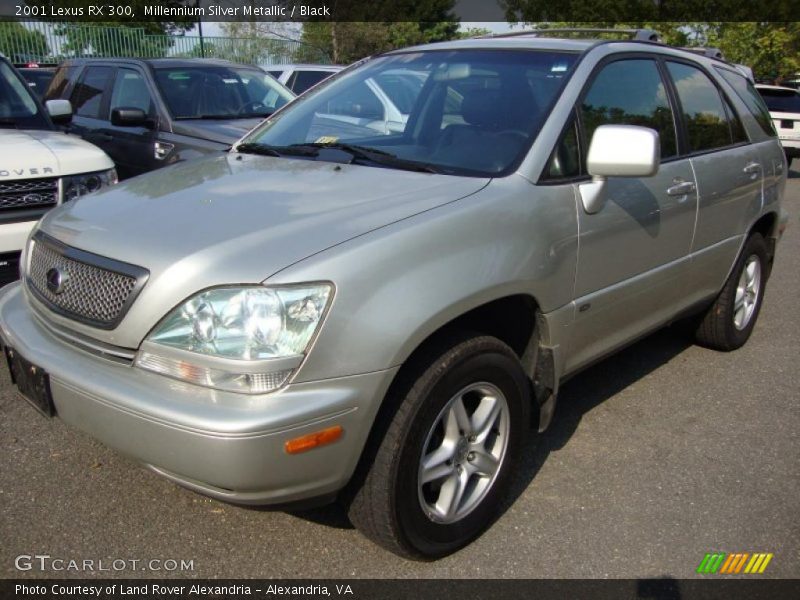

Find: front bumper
[0,283,396,505]
[778,137,800,157]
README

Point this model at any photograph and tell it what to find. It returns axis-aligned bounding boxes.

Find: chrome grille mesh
[27,236,144,328]
[0,178,58,210]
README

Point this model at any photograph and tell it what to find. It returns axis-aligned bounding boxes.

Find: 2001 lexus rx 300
[0,32,788,559]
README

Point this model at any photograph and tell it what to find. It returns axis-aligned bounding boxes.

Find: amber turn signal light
[285,425,343,454]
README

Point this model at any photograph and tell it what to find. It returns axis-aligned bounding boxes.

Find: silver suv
[0,31,788,559]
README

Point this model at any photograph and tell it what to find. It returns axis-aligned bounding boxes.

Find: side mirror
[111,107,150,128]
[579,125,660,214]
[45,99,72,125]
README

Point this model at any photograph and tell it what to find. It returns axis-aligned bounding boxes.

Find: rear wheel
[695,233,768,351]
[346,334,531,559]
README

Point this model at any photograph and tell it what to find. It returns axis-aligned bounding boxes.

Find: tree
[705,23,800,82]
[505,20,800,81]
[299,21,460,64]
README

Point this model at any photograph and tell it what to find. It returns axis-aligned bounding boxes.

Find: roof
[263,64,342,71]
[384,34,755,78]
[60,57,255,69]
[390,36,597,54]
[755,84,799,93]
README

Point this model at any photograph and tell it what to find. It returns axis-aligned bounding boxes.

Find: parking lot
[1,172,798,580]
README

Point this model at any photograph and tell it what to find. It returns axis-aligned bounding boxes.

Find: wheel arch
[342,293,545,507]
[749,211,779,275]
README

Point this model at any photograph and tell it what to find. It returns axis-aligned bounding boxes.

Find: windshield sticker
[315,136,339,144]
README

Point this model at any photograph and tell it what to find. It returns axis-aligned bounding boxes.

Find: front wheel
[346,334,531,559]
[695,233,768,351]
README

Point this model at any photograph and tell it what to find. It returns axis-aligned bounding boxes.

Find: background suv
[0,53,114,286]
[757,84,800,164]
[264,63,342,94]
[46,58,295,178]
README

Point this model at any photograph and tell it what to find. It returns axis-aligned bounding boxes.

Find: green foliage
[298,1,459,64]
[459,27,493,39]
[40,0,195,58]
[513,21,800,81]
[705,23,800,82]
[299,21,460,64]
[0,21,50,61]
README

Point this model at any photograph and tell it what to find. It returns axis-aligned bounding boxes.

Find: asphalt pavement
[1,172,798,580]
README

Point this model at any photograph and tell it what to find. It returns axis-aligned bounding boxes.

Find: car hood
[0,129,112,179]
[36,153,489,347]
[171,118,264,145]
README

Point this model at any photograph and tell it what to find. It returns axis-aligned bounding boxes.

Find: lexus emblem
[46,267,69,295]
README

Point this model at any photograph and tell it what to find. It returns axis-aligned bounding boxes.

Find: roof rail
[679,47,725,60]
[487,28,661,43]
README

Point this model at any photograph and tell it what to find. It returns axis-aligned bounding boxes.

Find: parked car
[46,58,295,179]
[264,63,342,94]
[0,32,788,559]
[756,84,800,165]
[0,53,115,286]
[16,65,55,99]
[316,68,427,135]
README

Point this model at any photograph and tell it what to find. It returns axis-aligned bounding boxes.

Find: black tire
[695,233,768,351]
[346,333,531,560]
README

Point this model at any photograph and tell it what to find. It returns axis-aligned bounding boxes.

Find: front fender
[268,175,578,384]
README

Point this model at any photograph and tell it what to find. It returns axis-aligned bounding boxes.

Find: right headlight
[62,168,118,201]
[135,283,333,394]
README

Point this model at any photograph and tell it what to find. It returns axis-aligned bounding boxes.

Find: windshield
[0,60,50,129]
[240,50,578,176]
[759,88,800,114]
[154,65,295,119]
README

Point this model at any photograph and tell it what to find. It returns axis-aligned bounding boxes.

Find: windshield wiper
[235,142,320,158]
[289,142,441,174]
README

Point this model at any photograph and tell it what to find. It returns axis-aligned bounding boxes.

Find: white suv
[756,84,800,164]
[0,54,115,284]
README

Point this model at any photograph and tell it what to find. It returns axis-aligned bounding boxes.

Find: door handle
[98,133,113,142]
[743,162,761,179]
[666,181,696,196]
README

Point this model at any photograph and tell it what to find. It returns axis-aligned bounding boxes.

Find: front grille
[0,178,58,210]
[26,231,149,329]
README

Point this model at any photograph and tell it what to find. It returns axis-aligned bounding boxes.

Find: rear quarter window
[715,66,776,137]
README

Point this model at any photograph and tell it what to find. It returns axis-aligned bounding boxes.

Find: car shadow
[285,324,694,532]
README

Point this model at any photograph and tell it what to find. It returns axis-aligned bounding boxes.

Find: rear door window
[70,66,113,119]
[666,61,738,153]
[581,59,677,159]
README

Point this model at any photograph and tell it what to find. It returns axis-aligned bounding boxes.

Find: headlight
[62,168,118,201]
[135,283,333,394]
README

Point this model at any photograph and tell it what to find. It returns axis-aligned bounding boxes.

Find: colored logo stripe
[744,553,773,574]
[719,553,749,573]
[697,552,774,574]
[697,553,726,573]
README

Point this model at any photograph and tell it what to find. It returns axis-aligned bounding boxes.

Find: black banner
[0,0,798,23]
[3,579,800,600]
